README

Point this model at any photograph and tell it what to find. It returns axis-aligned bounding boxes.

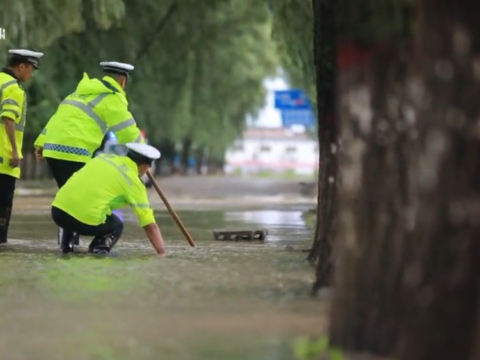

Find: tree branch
[136,1,178,62]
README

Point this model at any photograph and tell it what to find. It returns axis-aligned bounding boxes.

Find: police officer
[0,49,43,243]
[33,61,144,249]
[50,143,166,255]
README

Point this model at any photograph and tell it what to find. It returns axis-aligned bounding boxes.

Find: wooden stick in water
[146,171,195,247]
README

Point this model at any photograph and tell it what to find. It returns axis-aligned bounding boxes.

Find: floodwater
[0,198,326,360]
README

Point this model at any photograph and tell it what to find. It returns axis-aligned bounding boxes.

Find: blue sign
[280,109,315,128]
[274,89,316,128]
[274,89,311,110]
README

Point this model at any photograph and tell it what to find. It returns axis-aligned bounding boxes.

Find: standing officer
[0,49,43,243]
[51,143,166,255]
[33,61,144,249]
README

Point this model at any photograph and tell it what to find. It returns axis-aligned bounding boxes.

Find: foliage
[293,336,345,360]
[0,0,279,162]
[269,0,315,106]
[337,0,413,41]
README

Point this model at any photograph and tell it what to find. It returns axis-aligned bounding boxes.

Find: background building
[224,127,318,176]
[226,76,317,177]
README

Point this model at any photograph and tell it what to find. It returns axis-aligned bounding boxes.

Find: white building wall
[225,137,318,175]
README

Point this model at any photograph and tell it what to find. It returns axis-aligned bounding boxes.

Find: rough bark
[328,0,480,358]
[328,40,415,355]
[470,297,480,360]
[395,0,480,358]
[309,0,338,293]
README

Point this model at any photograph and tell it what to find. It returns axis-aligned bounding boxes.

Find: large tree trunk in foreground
[395,0,480,358]
[328,41,414,355]
[328,0,480,358]
[471,304,480,360]
[309,0,338,293]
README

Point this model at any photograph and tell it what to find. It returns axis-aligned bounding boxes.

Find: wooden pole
[146,171,195,247]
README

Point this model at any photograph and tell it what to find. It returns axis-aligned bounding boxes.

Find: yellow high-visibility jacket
[0,71,27,178]
[52,153,155,227]
[34,73,144,163]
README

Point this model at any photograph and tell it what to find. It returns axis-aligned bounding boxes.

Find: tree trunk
[328,40,414,355]
[328,0,480,358]
[180,137,192,175]
[394,0,480,359]
[470,300,480,360]
[308,0,338,293]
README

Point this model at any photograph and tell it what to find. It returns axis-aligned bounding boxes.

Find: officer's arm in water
[143,223,166,256]
[126,170,166,256]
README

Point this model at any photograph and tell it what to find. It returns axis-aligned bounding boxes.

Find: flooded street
[0,196,325,360]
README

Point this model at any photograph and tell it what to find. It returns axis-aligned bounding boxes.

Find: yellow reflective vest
[0,71,27,179]
[52,153,155,227]
[34,73,144,163]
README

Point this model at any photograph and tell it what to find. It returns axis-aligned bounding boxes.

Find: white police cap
[100,61,134,76]
[126,143,161,160]
[8,49,44,69]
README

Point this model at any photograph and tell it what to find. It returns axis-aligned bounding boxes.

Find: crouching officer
[34,61,145,248]
[0,49,43,243]
[50,143,166,255]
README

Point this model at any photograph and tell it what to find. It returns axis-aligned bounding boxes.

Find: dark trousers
[46,158,85,247]
[46,158,85,188]
[51,206,123,251]
[0,173,16,243]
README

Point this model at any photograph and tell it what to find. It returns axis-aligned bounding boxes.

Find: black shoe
[59,228,74,253]
[72,232,80,246]
[57,227,63,249]
[0,218,7,244]
[0,207,12,244]
[88,233,119,254]
[60,241,74,254]
[90,247,109,254]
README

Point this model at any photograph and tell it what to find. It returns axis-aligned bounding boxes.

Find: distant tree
[1,0,279,164]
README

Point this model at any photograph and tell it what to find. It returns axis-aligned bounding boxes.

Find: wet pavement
[0,199,325,360]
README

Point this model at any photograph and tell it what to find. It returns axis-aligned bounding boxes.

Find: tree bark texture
[395,0,480,358]
[328,0,480,358]
[309,0,338,293]
[328,40,415,355]
[470,297,480,360]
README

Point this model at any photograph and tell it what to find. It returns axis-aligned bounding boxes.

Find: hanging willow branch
[135,1,178,61]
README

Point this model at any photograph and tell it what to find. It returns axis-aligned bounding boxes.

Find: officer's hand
[34,147,44,163]
[9,150,19,168]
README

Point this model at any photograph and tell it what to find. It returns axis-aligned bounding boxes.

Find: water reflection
[224,210,310,243]
[0,206,322,360]
[225,210,306,227]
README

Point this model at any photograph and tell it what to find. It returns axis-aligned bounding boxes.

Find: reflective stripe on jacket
[35,73,144,163]
[52,154,155,227]
[0,71,26,179]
